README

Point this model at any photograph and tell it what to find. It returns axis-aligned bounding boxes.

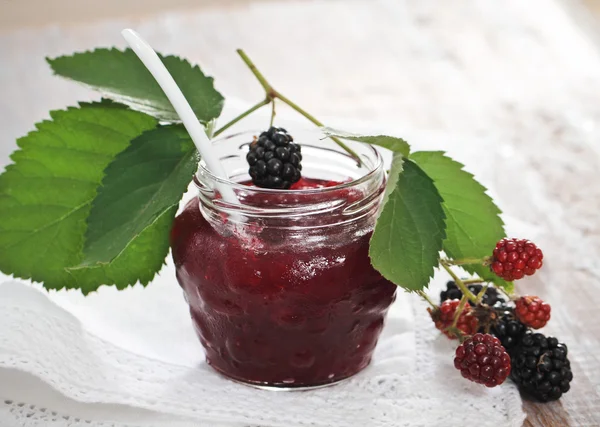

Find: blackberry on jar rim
[246,127,302,189]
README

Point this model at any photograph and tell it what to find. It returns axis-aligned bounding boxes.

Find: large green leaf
[323,128,410,157]
[47,48,224,123]
[369,160,446,291]
[71,205,177,293]
[382,152,403,208]
[0,101,174,293]
[411,151,510,290]
[81,125,197,266]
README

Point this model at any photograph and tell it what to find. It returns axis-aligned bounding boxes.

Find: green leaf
[47,48,224,123]
[322,128,410,157]
[369,160,446,291]
[72,205,177,293]
[410,151,510,290]
[0,101,173,293]
[382,153,403,208]
[81,125,197,266]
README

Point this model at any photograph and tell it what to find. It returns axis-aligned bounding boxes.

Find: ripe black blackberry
[440,281,505,307]
[246,127,302,189]
[511,332,573,402]
[491,310,527,353]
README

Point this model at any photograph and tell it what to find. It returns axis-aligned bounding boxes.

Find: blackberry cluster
[491,311,527,353]
[511,332,573,402]
[440,280,505,307]
[246,127,302,189]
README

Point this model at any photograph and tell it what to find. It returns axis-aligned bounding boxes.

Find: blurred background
[1,0,600,29]
[2,0,600,145]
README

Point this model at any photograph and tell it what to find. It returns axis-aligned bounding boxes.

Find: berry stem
[497,285,514,299]
[441,262,478,303]
[273,91,359,162]
[213,98,270,137]
[270,99,276,127]
[446,326,466,342]
[442,257,489,266]
[462,278,485,285]
[416,290,438,310]
[450,295,469,328]
[236,49,272,94]
[235,49,362,166]
[474,284,489,305]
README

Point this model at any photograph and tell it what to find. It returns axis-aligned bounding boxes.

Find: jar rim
[196,129,384,195]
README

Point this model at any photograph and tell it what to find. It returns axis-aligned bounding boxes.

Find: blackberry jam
[171,131,396,388]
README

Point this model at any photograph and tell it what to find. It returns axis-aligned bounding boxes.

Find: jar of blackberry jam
[170,130,396,389]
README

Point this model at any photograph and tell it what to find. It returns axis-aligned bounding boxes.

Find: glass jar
[170,129,396,389]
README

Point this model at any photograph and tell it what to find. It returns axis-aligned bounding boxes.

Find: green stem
[462,278,485,285]
[441,262,477,303]
[270,99,276,127]
[498,285,514,300]
[475,284,489,305]
[236,49,272,94]
[213,98,270,137]
[443,257,487,266]
[446,326,466,341]
[235,49,362,165]
[274,92,360,163]
[451,295,469,328]
[416,290,438,310]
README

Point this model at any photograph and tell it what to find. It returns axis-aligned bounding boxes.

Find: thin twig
[475,284,489,304]
[416,290,438,309]
[441,262,477,303]
[451,295,469,328]
[235,49,362,165]
[462,278,485,285]
[213,98,270,137]
[442,257,486,266]
[270,99,276,127]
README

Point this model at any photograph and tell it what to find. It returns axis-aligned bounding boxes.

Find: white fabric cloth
[0,270,525,427]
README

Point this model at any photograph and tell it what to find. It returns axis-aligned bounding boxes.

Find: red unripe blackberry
[491,238,543,281]
[515,295,551,329]
[454,333,511,387]
[428,299,478,339]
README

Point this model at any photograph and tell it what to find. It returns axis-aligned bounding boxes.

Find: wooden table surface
[1,0,600,425]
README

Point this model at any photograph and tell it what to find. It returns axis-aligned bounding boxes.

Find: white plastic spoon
[121,29,239,205]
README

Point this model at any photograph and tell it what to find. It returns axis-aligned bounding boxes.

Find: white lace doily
[0,269,526,427]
